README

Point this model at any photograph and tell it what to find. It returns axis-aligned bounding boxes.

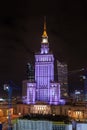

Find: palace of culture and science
[22,18,68,106]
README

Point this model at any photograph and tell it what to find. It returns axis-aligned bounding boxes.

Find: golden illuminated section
[42,16,48,37]
[41,16,48,44]
[31,105,51,114]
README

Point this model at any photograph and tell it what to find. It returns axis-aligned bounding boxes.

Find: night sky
[0,0,87,96]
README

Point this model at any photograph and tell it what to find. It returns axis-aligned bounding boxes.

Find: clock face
[42,38,48,43]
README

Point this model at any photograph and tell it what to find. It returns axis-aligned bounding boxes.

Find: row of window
[36,56,53,62]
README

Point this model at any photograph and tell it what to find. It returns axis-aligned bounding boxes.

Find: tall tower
[35,17,54,102]
[57,60,68,98]
[22,17,60,105]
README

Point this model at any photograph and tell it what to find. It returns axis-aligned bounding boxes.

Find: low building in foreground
[13,118,72,130]
[16,103,87,122]
[13,118,87,130]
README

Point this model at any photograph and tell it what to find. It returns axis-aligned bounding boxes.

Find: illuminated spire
[42,16,47,37]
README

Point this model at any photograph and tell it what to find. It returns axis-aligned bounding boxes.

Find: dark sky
[0,0,87,96]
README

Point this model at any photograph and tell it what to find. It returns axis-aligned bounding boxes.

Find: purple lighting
[27,83,36,104]
[23,20,61,105]
[50,83,60,105]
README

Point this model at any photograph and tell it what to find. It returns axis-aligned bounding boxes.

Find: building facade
[57,60,68,98]
[13,119,72,130]
[22,18,60,105]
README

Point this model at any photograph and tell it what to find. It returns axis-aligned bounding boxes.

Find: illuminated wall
[35,54,55,102]
[50,83,60,105]
[23,20,61,105]
[34,23,60,104]
[27,83,36,104]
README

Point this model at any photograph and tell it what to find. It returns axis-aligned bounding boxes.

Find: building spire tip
[42,16,47,37]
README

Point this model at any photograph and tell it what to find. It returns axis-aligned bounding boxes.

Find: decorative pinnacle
[42,16,47,37]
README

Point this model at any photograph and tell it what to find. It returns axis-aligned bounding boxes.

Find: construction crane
[4,80,20,130]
